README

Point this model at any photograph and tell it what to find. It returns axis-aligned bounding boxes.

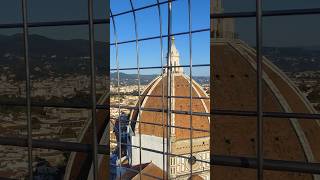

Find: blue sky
[110,0,210,76]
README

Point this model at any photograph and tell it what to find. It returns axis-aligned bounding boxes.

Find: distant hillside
[110,72,209,85]
[110,72,156,85]
[0,34,107,80]
[0,34,106,58]
[1,34,320,80]
[263,46,320,72]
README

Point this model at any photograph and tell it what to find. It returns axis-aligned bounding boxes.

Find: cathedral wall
[131,134,168,170]
[171,150,210,180]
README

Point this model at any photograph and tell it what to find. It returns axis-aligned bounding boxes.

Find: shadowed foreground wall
[210,40,320,180]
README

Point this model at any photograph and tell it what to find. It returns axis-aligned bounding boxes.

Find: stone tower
[211,0,235,39]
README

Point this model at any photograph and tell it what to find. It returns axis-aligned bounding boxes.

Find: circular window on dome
[188,156,197,166]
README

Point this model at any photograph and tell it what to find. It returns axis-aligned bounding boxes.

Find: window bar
[0,19,109,29]
[109,94,210,100]
[21,0,32,179]
[110,9,122,179]
[187,0,193,177]
[211,155,320,175]
[156,0,166,179]
[110,118,210,133]
[211,8,320,19]
[111,0,175,18]
[111,141,210,165]
[87,0,98,179]
[3,100,320,120]
[128,1,142,179]
[110,28,209,46]
[256,0,263,179]
[2,136,320,175]
[167,1,173,179]
[110,63,210,71]
[1,7,318,30]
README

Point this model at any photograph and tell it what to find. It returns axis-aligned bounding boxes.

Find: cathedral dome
[128,36,210,179]
[129,37,209,141]
[129,73,210,140]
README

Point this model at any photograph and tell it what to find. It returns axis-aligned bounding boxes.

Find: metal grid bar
[1,100,320,119]
[110,63,209,71]
[111,0,175,18]
[128,1,143,179]
[110,8,123,179]
[110,118,210,133]
[1,136,320,175]
[155,0,166,178]
[110,28,209,46]
[21,0,32,178]
[87,0,98,178]
[166,1,173,178]
[0,19,109,29]
[211,8,320,18]
[110,94,210,100]
[256,0,263,179]
[0,1,319,179]
[187,0,194,177]
[212,155,320,175]
[110,140,210,164]
[111,140,320,176]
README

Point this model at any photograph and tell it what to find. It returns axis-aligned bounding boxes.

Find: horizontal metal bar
[1,136,320,174]
[212,155,320,175]
[0,137,92,152]
[0,19,109,29]
[110,64,210,71]
[110,104,209,116]
[111,140,320,175]
[110,117,210,133]
[111,0,175,17]
[110,140,210,164]
[111,105,320,119]
[0,101,91,109]
[0,177,16,180]
[110,28,209,46]
[0,101,319,119]
[211,8,320,19]
[110,94,210,100]
[0,136,107,154]
[213,109,320,120]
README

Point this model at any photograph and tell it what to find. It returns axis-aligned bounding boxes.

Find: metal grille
[110,0,210,179]
[0,0,320,180]
[211,0,320,180]
[0,0,109,179]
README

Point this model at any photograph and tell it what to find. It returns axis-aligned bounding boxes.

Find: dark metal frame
[212,1,320,180]
[0,0,109,179]
[0,0,320,180]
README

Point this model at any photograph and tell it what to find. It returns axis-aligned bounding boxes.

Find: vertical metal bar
[187,0,193,178]
[88,0,98,179]
[129,1,142,179]
[110,9,122,179]
[167,1,172,179]
[156,0,166,179]
[21,0,32,179]
[256,0,263,179]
